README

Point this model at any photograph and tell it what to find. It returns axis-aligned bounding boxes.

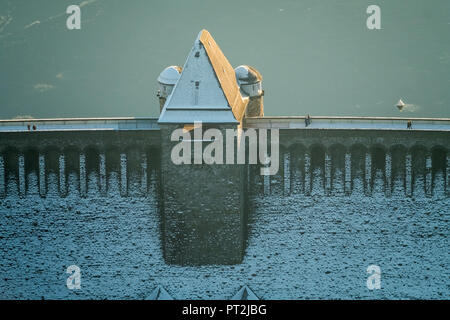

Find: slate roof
[158,30,249,124]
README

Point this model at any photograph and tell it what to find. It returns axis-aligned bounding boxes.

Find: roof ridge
[198,30,248,122]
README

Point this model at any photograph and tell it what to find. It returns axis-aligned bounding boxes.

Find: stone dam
[0,29,449,300]
[0,116,449,299]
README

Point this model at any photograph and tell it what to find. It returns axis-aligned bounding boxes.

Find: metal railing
[0,117,160,132]
[244,116,450,131]
[1,116,450,132]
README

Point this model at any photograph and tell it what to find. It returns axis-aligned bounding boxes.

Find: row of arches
[0,146,161,198]
[250,143,450,198]
[1,142,449,199]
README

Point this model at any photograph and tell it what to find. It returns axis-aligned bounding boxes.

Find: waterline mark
[170,121,279,175]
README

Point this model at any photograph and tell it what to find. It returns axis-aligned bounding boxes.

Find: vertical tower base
[160,125,246,265]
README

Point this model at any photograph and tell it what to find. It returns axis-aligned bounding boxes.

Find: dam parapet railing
[244,116,450,131]
[1,116,450,132]
[0,117,160,132]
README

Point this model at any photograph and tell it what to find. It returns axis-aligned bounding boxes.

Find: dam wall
[1,122,449,200]
[0,117,449,299]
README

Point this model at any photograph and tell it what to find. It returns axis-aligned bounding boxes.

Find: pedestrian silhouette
[305,114,311,127]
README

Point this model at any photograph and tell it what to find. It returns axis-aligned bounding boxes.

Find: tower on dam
[157,29,264,265]
[157,66,182,112]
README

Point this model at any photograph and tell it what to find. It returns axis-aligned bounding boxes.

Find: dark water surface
[1,0,449,119]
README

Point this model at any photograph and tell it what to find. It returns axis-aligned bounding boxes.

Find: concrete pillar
[79,153,86,197]
[344,152,351,195]
[141,152,148,196]
[365,152,372,196]
[0,155,4,197]
[405,153,412,197]
[324,151,332,196]
[385,151,392,197]
[39,153,46,197]
[99,153,106,196]
[59,154,66,196]
[304,151,311,195]
[425,152,432,197]
[283,151,290,196]
[18,154,25,198]
[120,153,127,197]
[446,153,450,197]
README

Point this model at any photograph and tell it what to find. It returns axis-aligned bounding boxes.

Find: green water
[1,0,449,119]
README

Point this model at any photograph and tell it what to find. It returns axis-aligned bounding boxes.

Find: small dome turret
[157,66,182,112]
[235,65,262,85]
[234,65,263,97]
[158,66,182,87]
[157,66,182,99]
[234,65,264,117]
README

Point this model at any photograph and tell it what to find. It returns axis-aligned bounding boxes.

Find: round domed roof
[234,65,262,85]
[157,66,182,85]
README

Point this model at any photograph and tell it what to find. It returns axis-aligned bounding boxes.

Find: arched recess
[84,146,100,194]
[43,146,61,194]
[410,144,427,196]
[64,147,80,175]
[431,146,447,195]
[267,145,285,196]
[329,143,346,194]
[24,148,40,194]
[64,146,81,196]
[371,144,386,172]
[105,146,121,195]
[146,146,161,194]
[350,144,367,193]
[4,146,19,176]
[370,144,386,193]
[310,144,325,194]
[390,145,407,194]
[85,147,99,176]
[126,145,143,196]
[3,146,20,195]
[289,143,306,194]
[44,146,61,174]
[105,146,120,174]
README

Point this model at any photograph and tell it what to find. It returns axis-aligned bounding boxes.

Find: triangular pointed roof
[158,30,248,124]
[231,285,259,300]
[147,285,174,300]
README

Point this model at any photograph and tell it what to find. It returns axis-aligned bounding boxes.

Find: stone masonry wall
[159,126,246,265]
[0,128,448,299]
